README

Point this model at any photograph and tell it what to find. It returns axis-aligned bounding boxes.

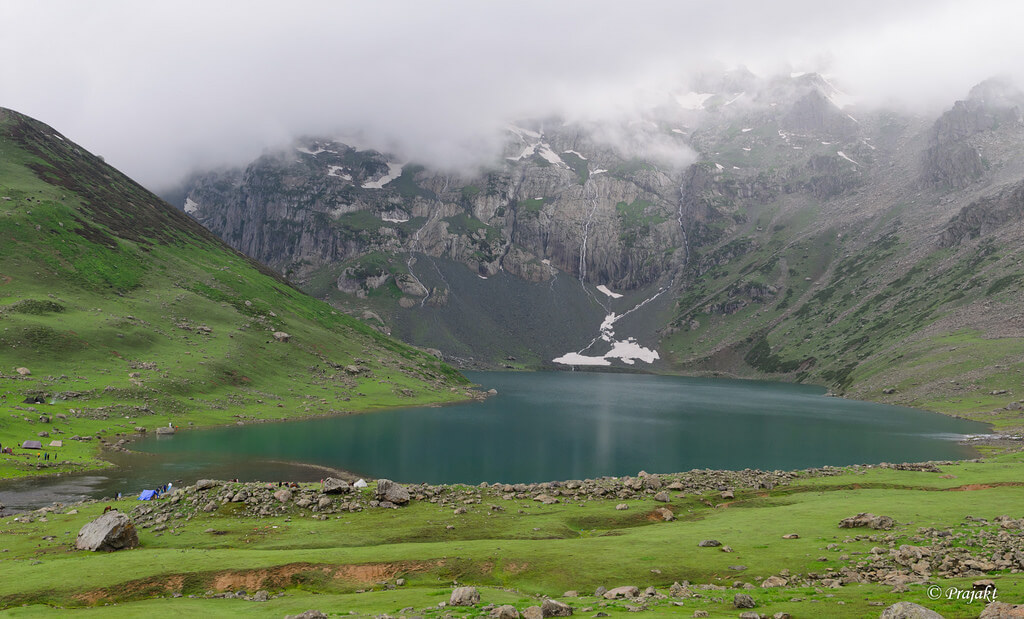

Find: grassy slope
[0,108,468,480]
[663,198,1024,433]
[2,454,1024,616]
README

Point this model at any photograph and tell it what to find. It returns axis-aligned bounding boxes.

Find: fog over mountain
[2,0,1021,189]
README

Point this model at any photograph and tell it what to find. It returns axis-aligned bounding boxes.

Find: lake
[0,371,989,511]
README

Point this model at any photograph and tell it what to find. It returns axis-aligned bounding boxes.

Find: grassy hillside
[662,181,1024,433]
[0,108,469,479]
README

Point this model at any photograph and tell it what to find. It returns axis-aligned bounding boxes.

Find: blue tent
[138,489,157,501]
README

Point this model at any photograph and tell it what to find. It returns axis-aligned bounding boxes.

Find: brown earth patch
[73,574,185,605]
[948,484,995,491]
[0,274,11,285]
[504,562,529,574]
[212,561,441,590]
[72,589,108,605]
[72,561,443,605]
[944,482,1024,491]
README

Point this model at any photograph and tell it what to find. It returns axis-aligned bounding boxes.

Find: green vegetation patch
[616,199,666,247]
[560,151,589,185]
[3,299,65,314]
[390,165,435,200]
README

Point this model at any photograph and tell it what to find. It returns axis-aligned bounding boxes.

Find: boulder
[375,479,410,505]
[698,539,722,547]
[669,581,693,598]
[653,491,670,502]
[880,602,946,618]
[653,507,674,521]
[284,612,328,619]
[523,607,543,619]
[155,426,175,436]
[733,593,756,609]
[603,586,639,599]
[541,599,573,617]
[322,477,352,494]
[75,511,139,552]
[761,576,788,588]
[980,602,1024,618]
[195,479,217,490]
[490,605,520,619]
[272,331,291,342]
[15,367,31,376]
[450,586,480,606]
[273,489,292,502]
[534,494,558,504]
[839,512,895,530]
[782,533,800,539]
[615,503,629,511]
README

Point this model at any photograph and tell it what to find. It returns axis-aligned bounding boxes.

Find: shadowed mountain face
[0,108,468,441]
[168,74,1024,410]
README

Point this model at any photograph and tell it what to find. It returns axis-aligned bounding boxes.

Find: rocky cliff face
[922,78,1024,189]
[169,73,1024,405]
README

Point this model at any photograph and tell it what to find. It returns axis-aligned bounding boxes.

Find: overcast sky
[2,0,1022,190]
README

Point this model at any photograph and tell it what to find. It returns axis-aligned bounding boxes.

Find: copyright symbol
[927,585,942,600]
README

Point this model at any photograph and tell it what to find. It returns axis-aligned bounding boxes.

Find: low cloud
[2,0,1022,189]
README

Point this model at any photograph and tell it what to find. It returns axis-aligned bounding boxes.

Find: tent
[21,440,42,449]
[138,489,157,501]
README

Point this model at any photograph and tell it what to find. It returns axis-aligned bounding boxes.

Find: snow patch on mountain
[837,151,859,165]
[551,352,611,366]
[507,125,541,140]
[724,92,746,106]
[596,284,623,299]
[537,144,565,167]
[674,92,714,110]
[296,145,326,156]
[184,198,199,214]
[508,142,538,161]
[563,149,587,160]
[554,290,663,367]
[362,162,404,189]
[327,165,352,180]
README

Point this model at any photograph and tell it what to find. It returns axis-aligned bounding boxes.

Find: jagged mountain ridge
[169,73,1024,412]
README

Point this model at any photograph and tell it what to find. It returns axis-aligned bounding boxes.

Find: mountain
[0,108,468,477]
[167,74,1024,415]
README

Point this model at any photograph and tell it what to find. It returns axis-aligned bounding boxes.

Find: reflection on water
[0,371,988,511]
